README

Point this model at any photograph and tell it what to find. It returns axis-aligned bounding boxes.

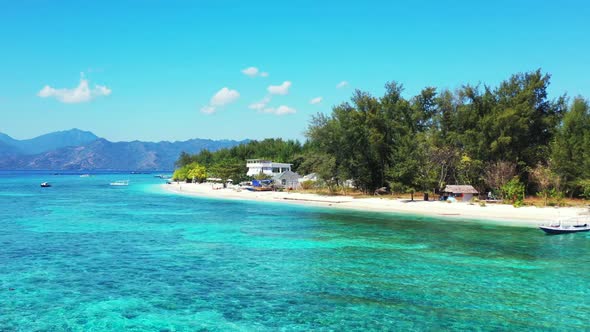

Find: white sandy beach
[161,182,589,227]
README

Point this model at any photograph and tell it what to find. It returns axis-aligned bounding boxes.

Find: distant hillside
[0,133,21,156]
[0,129,248,170]
[1,129,99,155]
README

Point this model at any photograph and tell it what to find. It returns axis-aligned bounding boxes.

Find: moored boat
[109,180,129,186]
[245,186,273,192]
[540,215,590,235]
[539,224,590,235]
[40,182,51,187]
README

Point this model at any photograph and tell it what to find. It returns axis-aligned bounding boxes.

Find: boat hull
[110,180,129,186]
[539,226,590,235]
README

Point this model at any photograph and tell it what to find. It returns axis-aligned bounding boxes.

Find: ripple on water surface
[1,172,589,331]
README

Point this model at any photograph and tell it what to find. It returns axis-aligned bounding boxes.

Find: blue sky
[1,0,589,142]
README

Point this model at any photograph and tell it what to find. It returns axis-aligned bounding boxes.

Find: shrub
[550,188,566,207]
[300,180,316,190]
[501,177,525,207]
[578,180,590,200]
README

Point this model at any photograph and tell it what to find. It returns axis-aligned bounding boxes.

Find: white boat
[40,182,51,188]
[109,180,129,186]
[80,174,90,177]
[540,214,590,235]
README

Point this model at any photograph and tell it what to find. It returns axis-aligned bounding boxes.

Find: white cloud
[94,85,111,96]
[201,87,240,114]
[200,106,216,114]
[248,96,271,111]
[241,67,259,77]
[241,66,269,78]
[37,77,111,103]
[310,97,323,105]
[267,81,292,95]
[210,87,240,106]
[275,105,296,115]
[262,105,296,116]
[336,81,349,89]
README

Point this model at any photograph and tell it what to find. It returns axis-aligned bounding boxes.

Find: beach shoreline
[160,183,588,227]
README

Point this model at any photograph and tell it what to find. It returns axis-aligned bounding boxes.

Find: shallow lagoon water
[1,171,589,331]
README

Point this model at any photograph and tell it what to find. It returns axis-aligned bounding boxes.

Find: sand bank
[161,182,588,227]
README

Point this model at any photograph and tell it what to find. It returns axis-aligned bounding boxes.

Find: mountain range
[0,129,247,170]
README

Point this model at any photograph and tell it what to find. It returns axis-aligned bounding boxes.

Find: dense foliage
[177,70,590,199]
[172,162,207,183]
[176,138,304,183]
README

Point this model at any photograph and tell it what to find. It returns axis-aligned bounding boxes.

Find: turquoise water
[1,172,589,331]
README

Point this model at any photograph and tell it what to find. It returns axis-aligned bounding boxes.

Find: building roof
[302,172,318,180]
[246,159,292,166]
[272,170,301,181]
[443,185,479,194]
[246,159,271,163]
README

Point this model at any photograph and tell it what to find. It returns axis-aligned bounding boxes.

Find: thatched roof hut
[442,185,479,202]
[442,185,479,194]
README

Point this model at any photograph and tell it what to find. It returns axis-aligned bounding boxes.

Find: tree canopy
[175,70,590,200]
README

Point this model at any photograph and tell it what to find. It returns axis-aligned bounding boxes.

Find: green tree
[173,70,584,201]
[577,180,590,200]
[484,161,517,196]
[501,177,525,206]
[485,70,565,169]
[187,163,207,183]
[172,162,207,183]
[551,97,590,196]
[172,167,189,182]
[456,155,484,190]
[175,151,193,168]
[530,163,560,206]
[209,160,248,183]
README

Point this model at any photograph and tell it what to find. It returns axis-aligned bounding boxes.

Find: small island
[166,71,590,226]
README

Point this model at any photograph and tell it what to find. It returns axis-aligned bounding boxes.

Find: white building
[246,159,292,177]
[298,173,319,183]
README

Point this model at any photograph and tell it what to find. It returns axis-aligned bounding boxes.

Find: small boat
[109,180,129,186]
[40,182,51,188]
[540,214,590,235]
[245,186,273,192]
[80,174,90,178]
[539,223,590,235]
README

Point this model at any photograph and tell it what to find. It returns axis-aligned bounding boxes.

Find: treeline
[174,139,304,183]
[177,70,590,202]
